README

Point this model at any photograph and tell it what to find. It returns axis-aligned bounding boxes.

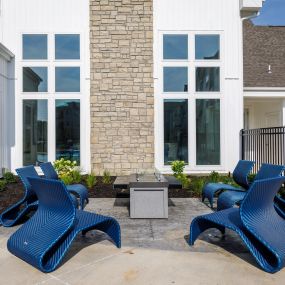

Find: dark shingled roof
[243,20,285,88]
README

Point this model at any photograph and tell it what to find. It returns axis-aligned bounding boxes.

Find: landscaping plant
[102,170,112,184]
[3,171,16,184]
[191,177,205,196]
[71,169,82,184]
[86,173,97,189]
[209,171,220,183]
[53,158,77,179]
[60,174,74,185]
[0,179,7,192]
[171,160,191,189]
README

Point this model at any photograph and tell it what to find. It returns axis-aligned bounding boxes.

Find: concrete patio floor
[0,198,284,285]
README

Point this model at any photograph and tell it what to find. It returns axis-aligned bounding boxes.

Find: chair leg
[189,217,225,246]
[82,219,121,248]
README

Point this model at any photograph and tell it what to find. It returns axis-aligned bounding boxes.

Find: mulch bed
[0,176,195,214]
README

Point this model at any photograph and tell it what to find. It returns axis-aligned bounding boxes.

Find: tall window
[161,33,221,167]
[164,100,188,164]
[21,34,81,166]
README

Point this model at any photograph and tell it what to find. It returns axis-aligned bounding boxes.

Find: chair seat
[217,191,246,211]
[202,183,242,208]
[67,184,89,209]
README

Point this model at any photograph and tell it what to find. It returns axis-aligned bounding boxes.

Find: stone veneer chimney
[90,0,154,175]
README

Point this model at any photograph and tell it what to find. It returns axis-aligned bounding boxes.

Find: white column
[283,99,285,126]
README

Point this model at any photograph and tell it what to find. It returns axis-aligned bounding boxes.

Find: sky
[252,0,285,26]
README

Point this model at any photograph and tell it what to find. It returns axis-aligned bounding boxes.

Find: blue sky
[253,0,285,26]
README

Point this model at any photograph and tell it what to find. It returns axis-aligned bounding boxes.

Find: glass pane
[55,67,80,92]
[23,34,47,60]
[56,100,80,164]
[164,99,188,164]
[195,35,220,60]
[163,35,188,60]
[23,67,48,92]
[196,67,220,92]
[55,34,80,60]
[164,67,188,92]
[23,100,48,166]
[196,99,220,165]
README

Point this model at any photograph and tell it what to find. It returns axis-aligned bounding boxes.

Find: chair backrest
[254,163,285,181]
[16,166,40,201]
[39,162,59,180]
[232,160,255,190]
[27,177,75,215]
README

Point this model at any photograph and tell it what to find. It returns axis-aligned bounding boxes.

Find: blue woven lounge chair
[217,163,285,211]
[274,195,285,219]
[202,160,255,208]
[7,177,121,273]
[0,166,39,227]
[40,162,89,209]
[0,166,78,227]
[189,177,285,273]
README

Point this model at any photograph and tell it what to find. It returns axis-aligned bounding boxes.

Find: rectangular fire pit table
[129,174,169,219]
[113,174,172,219]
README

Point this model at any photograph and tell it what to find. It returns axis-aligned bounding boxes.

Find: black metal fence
[240,127,285,173]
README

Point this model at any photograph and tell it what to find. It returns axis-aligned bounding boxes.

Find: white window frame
[16,31,90,172]
[155,30,225,173]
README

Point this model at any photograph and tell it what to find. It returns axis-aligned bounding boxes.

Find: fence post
[240,129,245,160]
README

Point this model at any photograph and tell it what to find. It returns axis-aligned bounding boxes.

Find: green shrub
[3,171,16,183]
[191,178,205,196]
[178,174,191,189]
[86,173,97,189]
[248,173,256,183]
[60,174,74,185]
[209,171,220,183]
[102,170,111,184]
[71,169,82,184]
[171,161,186,178]
[54,158,77,178]
[0,179,7,192]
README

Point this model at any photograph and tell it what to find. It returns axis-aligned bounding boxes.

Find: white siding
[154,0,244,173]
[0,51,13,175]
[0,0,90,172]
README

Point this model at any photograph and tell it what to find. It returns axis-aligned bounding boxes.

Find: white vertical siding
[0,0,90,172]
[154,0,244,173]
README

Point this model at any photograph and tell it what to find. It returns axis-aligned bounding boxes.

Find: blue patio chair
[39,162,89,209]
[7,177,121,273]
[274,195,285,219]
[0,166,39,227]
[202,160,255,208]
[189,176,285,273]
[0,166,78,227]
[217,163,285,211]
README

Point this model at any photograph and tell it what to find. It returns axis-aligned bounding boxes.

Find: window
[195,35,220,60]
[163,35,188,60]
[164,100,188,164]
[196,67,220,92]
[23,67,48,92]
[55,34,80,60]
[56,100,80,164]
[21,34,83,167]
[23,34,47,60]
[163,67,188,92]
[160,32,222,168]
[196,99,220,165]
[55,67,80,92]
[23,100,48,166]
